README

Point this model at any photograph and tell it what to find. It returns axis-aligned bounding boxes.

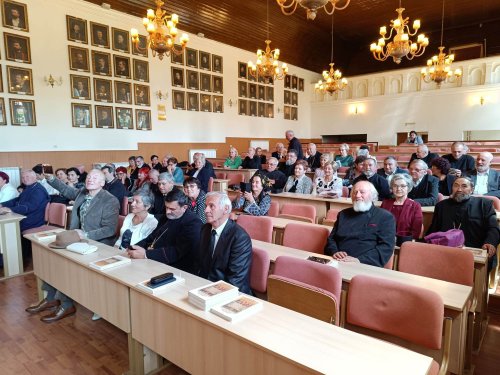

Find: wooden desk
[0,212,25,277]
[214,168,257,183]
[270,192,332,223]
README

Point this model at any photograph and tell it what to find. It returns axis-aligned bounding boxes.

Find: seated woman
[256,147,267,164]
[232,173,271,216]
[115,191,158,249]
[430,157,455,196]
[187,153,216,193]
[167,157,185,184]
[334,143,354,167]
[183,177,207,223]
[313,162,343,198]
[116,166,131,190]
[223,147,242,169]
[284,160,313,194]
[0,171,18,203]
[130,166,151,193]
[51,168,71,204]
[343,156,367,187]
[314,153,331,179]
[66,167,84,189]
[239,147,261,169]
[55,168,68,184]
[381,173,423,240]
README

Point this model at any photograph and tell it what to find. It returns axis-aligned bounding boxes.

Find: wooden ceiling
[84,0,500,76]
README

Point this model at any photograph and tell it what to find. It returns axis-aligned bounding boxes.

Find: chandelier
[248,0,288,82]
[421,0,461,87]
[370,0,429,64]
[276,0,350,21]
[130,0,188,60]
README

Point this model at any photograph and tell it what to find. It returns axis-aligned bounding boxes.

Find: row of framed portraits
[172,90,224,113]
[238,81,274,102]
[2,0,29,32]
[171,67,223,93]
[71,75,150,106]
[285,75,305,91]
[171,47,223,74]
[238,100,274,118]
[0,65,33,95]
[284,90,299,106]
[0,97,36,126]
[238,62,274,84]
[284,106,299,121]
[71,103,151,130]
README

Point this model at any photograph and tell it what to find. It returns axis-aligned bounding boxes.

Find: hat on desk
[49,230,87,249]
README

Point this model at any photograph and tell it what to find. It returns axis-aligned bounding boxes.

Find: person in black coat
[129,189,202,273]
[198,192,252,294]
[285,130,303,160]
[353,158,391,200]
[101,164,127,213]
[407,145,439,168]
[376,156,407,180]
[407,159,439,206]
[278,150,298,177]
[442,142,475,175]
[150,172,175,222]
[187,153,216,193]
[240,147,262,170]
[305,143,322,171]
[260,157,287,193]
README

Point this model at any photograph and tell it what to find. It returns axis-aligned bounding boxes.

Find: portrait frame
[258,85,265,101]
[70,74,91,100]
[238,81,247,98]
[10,98,35,126]
[248,83,257,99]
[200,73,211,92]
[258,102,265,118]
[114,55,131,79]
[66,15,87,44]
[238,99,247,116]
[238,62,247,79]
[90,22,110,48]
[284,90,291,105]
[93,78,112,103]
[248,101,257,117]
[171,46,184,65]
[95,105,114,129]
[171,67,184,88]
[7,65,33,95]
[212,55,223,73]
[114,81,132,104]
[112,27,130,53]
[133,59,149,82]
[291,107,298,121]
[213,95,223,113]
[172,90,185,110]
[199,51,211,71]
[292,76,298,90]
[0,98,6,125]
[71,103,91,128]
[299,78,304,91]
[131,34,148,57]
[134,84,150,106]
[284,105,291,120]
[91,50,111,76]
[186,70,199,90]
[2,0,29,32]
[185,48,198,68]
[115,107,134,130]
[68,45,89,72]
[0,68,2,93]
[292,92,298,106]
[4,32,31,63]
[136,109,151,131]
[284,75,291,89]
[247,66,256,82]
[266,103,274,118]
[200,94,211,112]
[212,76,223,94]
[266,86,274,102]
[187,92,199,111]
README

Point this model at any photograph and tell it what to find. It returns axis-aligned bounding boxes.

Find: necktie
[210,229,217,258]
[289,179,299,193]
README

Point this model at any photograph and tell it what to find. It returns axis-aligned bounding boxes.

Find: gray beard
[286,160,295,166]
[452,193,471,203]
[353,201,372,212]
[363,171,374,178]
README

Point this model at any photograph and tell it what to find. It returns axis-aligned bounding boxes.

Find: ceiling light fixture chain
[276,0,351,21]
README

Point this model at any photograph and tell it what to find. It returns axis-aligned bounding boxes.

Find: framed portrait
[114,55,131,79]
[212,76,223,94]
[292,76,298,90]
[213,95,223,113]
[186,70,199,90]
[114,81,132,104]
[112,28,130,53]
[68,45,89,72]
[171,67,184,88]
[200,94,211,112]
[132,34,148,57]
[93,78,112,102]
[133,59,149,82]
[248,83,257,99]
[266,86,274,102]
[187,92,199,111]
[248,101,257,117]
[90,22,110,48]
[258,74,265,84]
[171,46,184,65]
[116,107,133,129]
[291,107,298,121]
[0,98,6,125]
[0,68,2,93]
[185,48,198,68]
[212,55,223,73]
[200,73,211,92]
[10,98,35,126]
[238,81,247,98]
[238,99,247,116]
[91,50,111,76]
[71,103,91,128]
[284,75,291,89]
[284,90,291,104]
[136,109,151,130]
[258,102,265,118]
[134,84,150,106]
[299,78,304,91]
[199,51,211,71]
[247,66,256,82]
[284,106,291,120]
[95,105,114,129]
[4,33,31,63]
[258,85,265,101]
[266,103,274,118]
[172,90,185,110]
[238,62,247,79]
[7,65,32,95]
[70,74,91,100]
[292,92,298,106]
[2,0,28,32]
[66,15,87,44]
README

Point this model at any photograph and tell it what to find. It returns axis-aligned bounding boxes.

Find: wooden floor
[0,272,499,375]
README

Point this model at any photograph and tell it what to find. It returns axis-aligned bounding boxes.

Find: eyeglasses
[392,184,408,190]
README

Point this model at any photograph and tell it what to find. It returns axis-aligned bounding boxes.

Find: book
[66,242,98,255]
[89,255,131,270]
[188,280,239,311]
[307,255,332,264]
[136,275,185,295]
[33,230,64,242]
[210,295,262,323]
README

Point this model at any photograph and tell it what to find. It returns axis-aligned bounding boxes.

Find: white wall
[1,0,320,152]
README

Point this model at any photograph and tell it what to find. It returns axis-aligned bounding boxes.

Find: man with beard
[149,172,174,221]
[353,158,391,200]
[324,181,396,267]
[278,149,298,177]
[467,152,500,198]
[427,177,500,272]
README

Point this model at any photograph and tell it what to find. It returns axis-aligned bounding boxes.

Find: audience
[240,147,261,169]
[128,156,138,182]
[255,147,267,165]
[183,177,207,223]
[467,152,500,197]
[130,166,151,193]
[260,157,287,193]
[271,142,287,161]
[55,168,68,184]
[279,149,298,177]
[430,157,455,196]
[0,171,18,203]
[101,164,128,211]
[135,156,148,169]
[223,147,242,169]
[405,130,424,144]
[334,143,354,167]
[284,160,313,194]
[66,167,84,189]
[353,158,391,200]
[150,154,161,171]
[150,172,175,221]
[165,157,184,184]
[408,144,439,168]
[377,156,406,180]
[407,159,439,206]
[314,153,332,179]
[343,155,366,186]
[232,173,271,216]
[313,161,342,198]
[116,166,131,190]
[442,141,475,175]
[187,153,216,193]
[33,164,59,197]
[305,143,322,171]
[285,130,303,160]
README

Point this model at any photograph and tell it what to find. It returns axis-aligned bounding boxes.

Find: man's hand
[0,207,11,214]
[482,243,497,258]
[74,229,86,239]
[332,251,348,260]
[127,245,146,259]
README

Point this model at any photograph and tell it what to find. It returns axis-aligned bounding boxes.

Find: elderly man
[25,169,119,323]
[150,172,175,221]
[377,156,407,180]
[135,155,148,169]
[285,130,303,160]
[407,159,439,206]
[324,181,395,267]
[240,147,261,170]
[427,177,500,272]
[467,152,500,198]
[187,153,216,192]
[198,192,252,294]
[442,141,475,175]
[101,164,127,212]
[272,142,287,161]
[305,143,322,171]
[408,144,439,168]
[129,189,202,273]
[279,149,298,177]
[32,164,59,197]
[260,157,287,193]
[353,158,391,200]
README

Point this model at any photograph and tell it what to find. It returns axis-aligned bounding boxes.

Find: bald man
[467,152,500,198]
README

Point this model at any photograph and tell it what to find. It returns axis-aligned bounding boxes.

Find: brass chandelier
[421,0,462,87]
[131,0,188,60]
[370,0,429,64]
[276,0,351,21]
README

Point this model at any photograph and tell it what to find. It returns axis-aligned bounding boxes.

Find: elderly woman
[284,160,313,194]
[334,143,354,167]
[240,147,261,170]
[0,171,18,203]
[430,157,455,196]
[166,157,185,184]
[314,153,331,179]
[232,173,271,216]
[187,153,216,192]
[223,147,242,169]
[313,162,343,198]
[343,155,367,187]
[116,166,131,190]
[381,173,423,240]
[66,167,85,189]
[183,177,207,223]
[130,166,151,193]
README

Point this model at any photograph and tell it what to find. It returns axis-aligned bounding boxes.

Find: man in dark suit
[353,158,391,200]
[377,156,407,180]
[198,192,252,294]
[278,150,298,177]
[285,130,303,160]
[305,143,322,171]
[442,141,475,176]
[271,142,287,161]
[407,159,439,206]
[407,144,439,168]
[101,164,127,212]
[129,189,202,273]
[467,152,500,198]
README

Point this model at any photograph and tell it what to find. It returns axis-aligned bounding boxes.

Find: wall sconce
[480,96,485,106]
[44,74,62,88]
[349,103,365,115]
[228,99,234,108]
[156,90,168,100]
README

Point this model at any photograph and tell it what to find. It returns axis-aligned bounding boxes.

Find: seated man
[101,164,127,212]
[305,143,322,171]
[407,159,439,206]
[278,149,298,177]
[467,152,500,198]
[260,157,287,193]
[427,177,500,272]
[271,142,287,161]
[129,189,202,273]
[240,147,261,170]
[150,172,175,221]
[25,169,119,323]
[198,192,252,294]
[377,156,406,180]
[324,181,395,267]
[353,158,391,200]
[442,141,475,176]
[408,144,439,168]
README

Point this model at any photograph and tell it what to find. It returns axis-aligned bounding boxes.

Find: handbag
[424,228,465,248]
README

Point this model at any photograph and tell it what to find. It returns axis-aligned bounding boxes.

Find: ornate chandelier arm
[324,0,351,15]
[276,0,298,14]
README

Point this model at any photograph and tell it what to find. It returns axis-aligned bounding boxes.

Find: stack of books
[188,280,239,311]
[136,275,185,295]
[210,295,262,323]
[33,230,64,242]
[89,255,131,270]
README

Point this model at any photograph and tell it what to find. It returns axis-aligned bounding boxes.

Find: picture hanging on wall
[68,45,89,72]
[187,92,199,111]
[4,32,31,63]
[171,45,183,65]
[91,50,111,76]
[131,34,148,57]
[94,78,112,102]
[66,15,87,44]
[114,55,131,79]
[2,0,29,32]
[71,103,91,128]
[70,74,91,100]
[0,98,6,125]
[116,107,133,129]
[171,67,184,88]
[90,22,110,48]
[212,55,223,73]
[212,76,223,94]
[200,94,211,112]
[200,73,211,92]
[186,48,198,68]
[134,83,150,106]
[114,81,132,104]
[95,105,114,129]
[136,109,151,130]
[133,59,149,82]
[112,27,130,53]
[213,95,223,113]
[199,51,211,71]
[7,65,33,95]
[10,98,36,126]
[172,90,185,110]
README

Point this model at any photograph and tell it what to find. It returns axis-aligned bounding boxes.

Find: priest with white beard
[324,181,396,267]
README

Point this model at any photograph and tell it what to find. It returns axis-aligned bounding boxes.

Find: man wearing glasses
[407,159,439,206]
[260,157,287,193]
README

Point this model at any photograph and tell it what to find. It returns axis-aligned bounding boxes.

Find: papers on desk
[90,255,131,271]
[66,242,98,255]
[188,280,239,311]
[210,295,262,323]
[33,230,64,242]
[136,275,185,295]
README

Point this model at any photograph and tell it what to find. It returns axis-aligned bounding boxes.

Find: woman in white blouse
[284,160,313,194]
[314,153,331,180]
[313,162,343,198]
[0,171,18,203]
